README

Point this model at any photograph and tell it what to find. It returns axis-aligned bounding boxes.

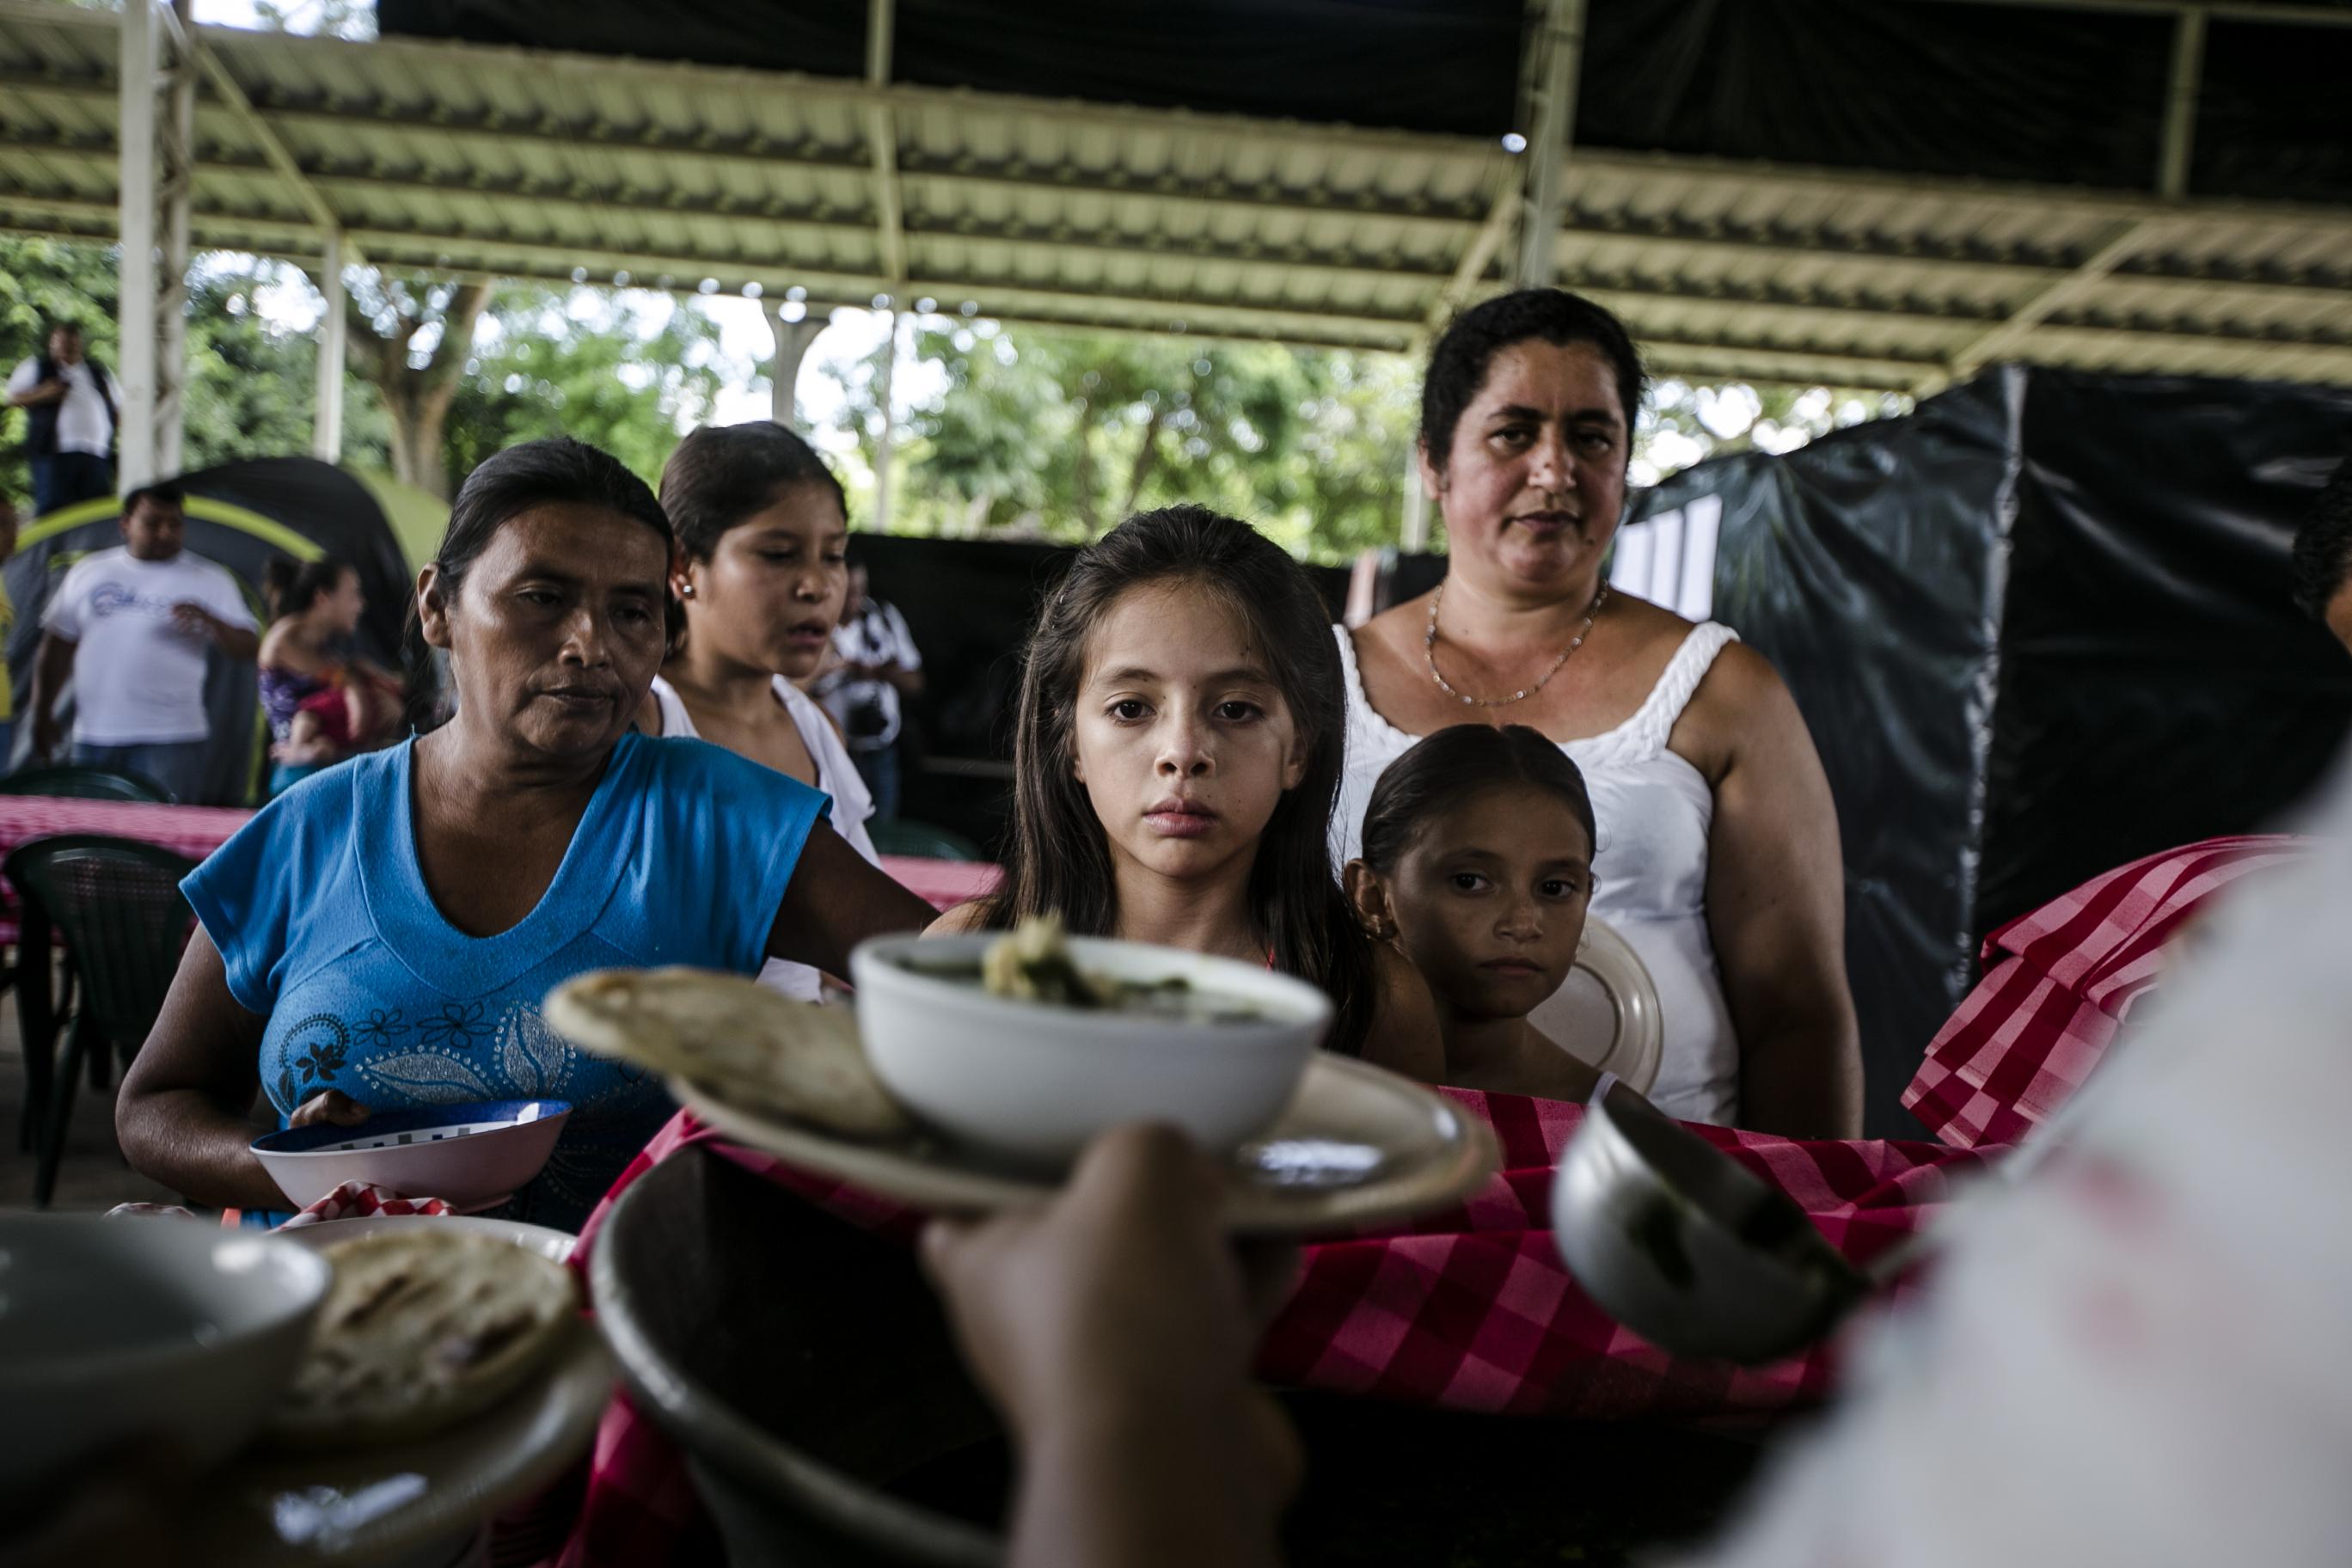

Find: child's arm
[273,710,337,765]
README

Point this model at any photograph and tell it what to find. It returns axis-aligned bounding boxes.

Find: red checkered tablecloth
[554,1093,1995,1568]
[1902,835,2305,1148]
[0,795,252,938]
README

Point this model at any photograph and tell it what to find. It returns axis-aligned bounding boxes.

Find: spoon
[1550,1084,1925,1364]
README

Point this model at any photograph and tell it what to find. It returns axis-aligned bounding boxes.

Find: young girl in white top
[1344,724,1615,1101]
[637,421,882,1000]
[931,505,1442,1080]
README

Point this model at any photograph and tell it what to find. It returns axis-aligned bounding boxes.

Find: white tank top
[650,674,881,1002]
[1332,622,1743,1124]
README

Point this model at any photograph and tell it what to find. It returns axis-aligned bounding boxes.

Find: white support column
[871,309,898,530]
[154,0,194,478]
[769,303,826,426]
[865,0,907,286]
[1513,0,1587,288]
[1400,444,1430,552]
[116,0,161,492]
[313,228,347,462]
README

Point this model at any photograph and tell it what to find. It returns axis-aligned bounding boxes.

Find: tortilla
[544,966,910,1137]
[272,1229,578,1447]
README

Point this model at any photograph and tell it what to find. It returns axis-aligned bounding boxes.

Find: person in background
[6,323,119,517]
[2288,454,2352,654]
[640,420,882,1000]
[258,557,397,795]
[0,494,19,768]
[817,558,923,822]
[30,483,257,803]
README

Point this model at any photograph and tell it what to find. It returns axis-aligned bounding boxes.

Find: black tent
[8,456,413,805]
[1627,367,2352,1135]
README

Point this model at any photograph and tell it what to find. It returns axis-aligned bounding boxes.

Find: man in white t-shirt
[5,324,121,518]
[30,483,259,803]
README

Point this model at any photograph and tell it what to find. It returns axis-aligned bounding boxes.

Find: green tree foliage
[443,288,732,493]
[826,320,1420,561]
[0,236,393,505]
[819,315,1902,563]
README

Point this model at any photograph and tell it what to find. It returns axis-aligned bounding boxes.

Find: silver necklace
[1424,580,1609,707]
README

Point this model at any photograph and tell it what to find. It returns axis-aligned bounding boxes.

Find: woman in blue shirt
[116,438,939,1229]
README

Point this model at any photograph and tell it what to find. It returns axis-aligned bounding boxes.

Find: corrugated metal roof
[2,0,2348,389]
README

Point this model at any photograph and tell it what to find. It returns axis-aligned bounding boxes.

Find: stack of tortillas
[544,967,910,1138]
[273,1230,579,1447]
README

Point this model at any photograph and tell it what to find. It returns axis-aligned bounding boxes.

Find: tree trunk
[348,279,493,502]
[1120,407,1167,518]
[385,385,450,498]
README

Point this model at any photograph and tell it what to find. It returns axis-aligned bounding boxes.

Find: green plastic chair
[0,765,174,803]
[867,819,985,862]
[3,835,197,1207]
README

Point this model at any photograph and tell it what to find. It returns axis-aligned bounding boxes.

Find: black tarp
[1631,367,2352,1136]
[381,0,2349,199]
[8,457,413,805]
[377,0,1526,138]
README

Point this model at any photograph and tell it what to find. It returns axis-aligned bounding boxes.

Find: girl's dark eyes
[1449,872,1491,893]
[1215,700,1261,722]
[1109,699,1150,721]
[1540,878,1583,898]
[518,588,561,608]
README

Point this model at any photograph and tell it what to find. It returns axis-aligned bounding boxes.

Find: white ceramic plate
[679,1052,1502,1236]
[189,1217,613,1566]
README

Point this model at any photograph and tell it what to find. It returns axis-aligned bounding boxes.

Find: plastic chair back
[0,765,174,804]
[2,835,196,1051]
[1530,916,1666,1095]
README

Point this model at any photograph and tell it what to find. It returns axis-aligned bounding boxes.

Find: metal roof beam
[864,0,904,286]
[17,113,2352,301]
[2157,5,2206,199]
[1925,220,2169,391]
[1915,0,2352,27]
[10,179,2349,356]
[9,202,2349,388]
[1515,0,1584,287]
[188,32,365,267]
[14,61,2352,244]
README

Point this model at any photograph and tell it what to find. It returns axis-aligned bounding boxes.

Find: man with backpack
[7,323,121,518]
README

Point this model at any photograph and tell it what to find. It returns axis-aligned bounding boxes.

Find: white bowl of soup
[0,1215,330,1502]
[848,928,1332,1164]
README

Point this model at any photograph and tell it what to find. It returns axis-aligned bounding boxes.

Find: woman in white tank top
[1335,291,1859,1134]
[639,423,885,1001]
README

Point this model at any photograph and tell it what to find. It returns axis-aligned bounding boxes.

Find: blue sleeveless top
[183,731,830,1228]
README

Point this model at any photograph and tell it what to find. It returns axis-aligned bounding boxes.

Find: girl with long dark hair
[933,505,1440,1076]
